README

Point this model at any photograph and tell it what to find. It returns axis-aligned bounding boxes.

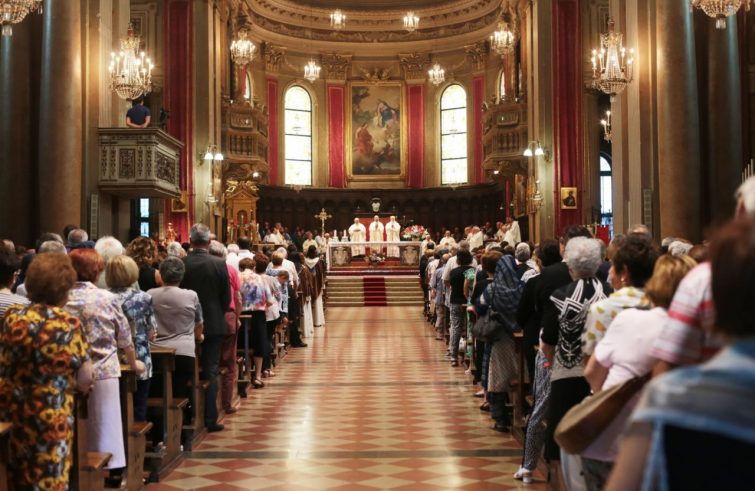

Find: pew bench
[72,395,111,491]
[0,422,11,491]
[119,365,151,490]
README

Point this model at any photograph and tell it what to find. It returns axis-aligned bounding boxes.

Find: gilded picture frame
[346,81,407,182]
[560,187,578,210]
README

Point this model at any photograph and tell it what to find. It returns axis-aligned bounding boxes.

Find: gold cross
[314,208,332,236]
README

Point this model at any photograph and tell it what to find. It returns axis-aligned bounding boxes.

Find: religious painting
[171,191,188,213]
[560,187,578,210]
[347,82,406,181]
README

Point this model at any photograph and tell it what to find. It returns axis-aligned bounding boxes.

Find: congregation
[417,176,755,490]
[0,223,326,489]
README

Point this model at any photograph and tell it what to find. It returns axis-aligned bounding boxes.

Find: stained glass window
[284,86,312,186]
[139,198,150,237]
[440,84,468,185]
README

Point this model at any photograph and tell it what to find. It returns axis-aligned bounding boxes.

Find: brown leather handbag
[554,374,651,454]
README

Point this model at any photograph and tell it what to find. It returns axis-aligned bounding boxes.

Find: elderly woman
[106,255,156,423]
[166,241,186,258]
[126,236,161,291]
[606,219,755,490]
[148,257,203,425]
[94,236,125,289]
[0,253,93,488]
[540,237,608,463]
[580,255,696,490]
[65,249,142,484]
[582,233,660,358]
[239,257,273,388]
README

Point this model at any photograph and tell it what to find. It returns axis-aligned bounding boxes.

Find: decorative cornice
[356,66,392,83]
[263,43,286,73]
[321,53,352,81]
[464,41,488,72]
[399,52,429,83]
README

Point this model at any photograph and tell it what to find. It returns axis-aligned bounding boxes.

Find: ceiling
[293,0,460,11]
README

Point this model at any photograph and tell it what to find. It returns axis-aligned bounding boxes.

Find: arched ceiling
[302,0,460,11]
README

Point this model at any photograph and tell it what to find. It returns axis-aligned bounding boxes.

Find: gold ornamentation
[357,66,392,83]
[464,41,488,72]
[321,53,352,81]
[263,43,286,72]
[398,52,429,82]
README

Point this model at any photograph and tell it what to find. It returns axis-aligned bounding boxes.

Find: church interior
[0,0,754,490]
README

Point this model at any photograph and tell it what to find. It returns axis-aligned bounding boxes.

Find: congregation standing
[0,221,327,488]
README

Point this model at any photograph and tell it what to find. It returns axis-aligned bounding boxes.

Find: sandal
[479,401,490,412]
[252,378,265,389]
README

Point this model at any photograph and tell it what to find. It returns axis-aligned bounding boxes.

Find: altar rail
[326,241,421,271]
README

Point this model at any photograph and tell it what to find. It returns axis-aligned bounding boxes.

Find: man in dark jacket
[181,223,231,432]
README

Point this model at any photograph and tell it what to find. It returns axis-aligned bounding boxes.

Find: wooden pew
[183,346,208,450]
[72,395,111,491]
[145,347,187,482]
[0,422,11,491]
[119,365,152,490]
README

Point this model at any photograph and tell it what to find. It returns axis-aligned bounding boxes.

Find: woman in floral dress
[0,253,93,489]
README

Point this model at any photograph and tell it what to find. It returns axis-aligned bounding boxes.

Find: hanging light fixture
[590,18,634,102]
[304,58,321,83]
[200,145,223,165]
[230,28,257,66]
[690,0,752,29]
[0,0,42,37]
[523,141,545,158]
[601,110,612,142]
[108,24,154,101]
[490,22,517,55]
[428,62,445,86]
[403,12,419,32]
[330,9,346,30]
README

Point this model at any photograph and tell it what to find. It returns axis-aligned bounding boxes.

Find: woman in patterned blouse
[106,255,157,423]
[0,252,93,489]
[65,249,143,484]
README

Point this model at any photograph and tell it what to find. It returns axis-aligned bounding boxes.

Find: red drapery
[553,0,583,233]
[407,85,425,188]
[267,78,279,185]
[327,85,346,188]
[163,0,193,240]
[472,75,485,184]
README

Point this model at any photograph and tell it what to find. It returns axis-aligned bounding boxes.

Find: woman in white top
[580,255,697,490]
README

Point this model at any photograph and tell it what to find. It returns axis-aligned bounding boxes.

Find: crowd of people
[418,177,755,490]
[0,223,325,488]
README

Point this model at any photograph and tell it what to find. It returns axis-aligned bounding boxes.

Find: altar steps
[327,276,424,307]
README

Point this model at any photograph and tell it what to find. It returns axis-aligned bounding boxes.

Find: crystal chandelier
[404,12,419,32]
[304,58,321,83]
[1,0,43,37]
[600,110,612,142]
[590,18,634,102]
[230,29,257,66]
[490,22,517,55]
[108,24,154,101]
[690,0,752,29]
[330,9,346,30]
[428,62,445,86]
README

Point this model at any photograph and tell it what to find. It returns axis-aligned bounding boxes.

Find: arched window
[600,155,613,226]
[284,85,312,186]
[498,69,506,100]
[243,70,253,101]
[440,84,468,185]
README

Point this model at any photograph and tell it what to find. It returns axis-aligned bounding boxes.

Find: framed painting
[560,187,578,209]
[347,82,406,181]
[171,191,188,213]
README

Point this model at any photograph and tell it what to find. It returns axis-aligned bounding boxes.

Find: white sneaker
[513,466,533,484]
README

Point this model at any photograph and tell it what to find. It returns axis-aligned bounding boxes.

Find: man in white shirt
[302,231,317,253]
[368,215,385,255]
[227,237,254,271]
[502,216,522,246]
[439,230,457,249]
[468,226,484,250]
[385,216,402,258]
[442,240,478,286]
[348,218,367,256]
[275,247,299,290]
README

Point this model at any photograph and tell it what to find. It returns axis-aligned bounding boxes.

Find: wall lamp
[200,144,224,165]
[523,140,550,161]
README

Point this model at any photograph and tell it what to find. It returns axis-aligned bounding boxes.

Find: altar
[326,240,421,273]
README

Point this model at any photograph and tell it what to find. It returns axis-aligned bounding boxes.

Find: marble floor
[148,306,545,490]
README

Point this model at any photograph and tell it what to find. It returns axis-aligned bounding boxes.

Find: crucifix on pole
[314,208,332,236]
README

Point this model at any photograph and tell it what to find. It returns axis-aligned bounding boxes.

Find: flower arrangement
[401,225,429,241]
[364,251,386,267]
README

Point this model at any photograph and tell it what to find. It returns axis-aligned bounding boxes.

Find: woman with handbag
[576,255,696,490]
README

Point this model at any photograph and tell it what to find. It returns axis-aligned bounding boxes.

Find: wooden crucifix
[314,208,332,236]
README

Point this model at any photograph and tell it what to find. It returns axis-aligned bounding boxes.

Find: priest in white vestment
[348,218,367,256]
[439,230,457,249]
[468,226,484,250]
[385,216,401,258]
[368,215,385,255]
[502,216,522,245]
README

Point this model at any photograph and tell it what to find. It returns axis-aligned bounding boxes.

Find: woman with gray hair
[540,237,608,465]
[95,236,125,288]
[166,241,186,258]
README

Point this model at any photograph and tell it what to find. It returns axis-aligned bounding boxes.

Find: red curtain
[407,85,425,188]
[267,78,279,185]
[327,85,346,188]
[472,75,485,184]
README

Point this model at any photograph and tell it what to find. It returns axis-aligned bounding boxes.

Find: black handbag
[471,306,507,343]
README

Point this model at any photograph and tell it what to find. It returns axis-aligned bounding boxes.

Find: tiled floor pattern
[148,307,545,490]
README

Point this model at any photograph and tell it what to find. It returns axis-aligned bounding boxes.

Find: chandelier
[304,58,321,83]
[600,110,612,142]
[0,0,42,37]
[330,9,346,30]
[108,24,154,101]
[230,29,257,66]
[690,0,752,29]
[404,12,419,32]
[490,22,517,55]
[590,18,634,102]
[428,62,445,86]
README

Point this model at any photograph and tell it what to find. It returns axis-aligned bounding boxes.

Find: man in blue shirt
[126,97,151,128]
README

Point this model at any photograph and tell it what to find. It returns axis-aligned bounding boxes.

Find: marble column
[656,1,701,241]
[703,18,743,226]
[37,0,83,235]
[0,19,36,245]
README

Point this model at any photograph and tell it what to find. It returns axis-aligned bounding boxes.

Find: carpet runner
[363,277,387,306]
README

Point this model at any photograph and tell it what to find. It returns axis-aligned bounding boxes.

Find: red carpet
[363,277,387,306]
